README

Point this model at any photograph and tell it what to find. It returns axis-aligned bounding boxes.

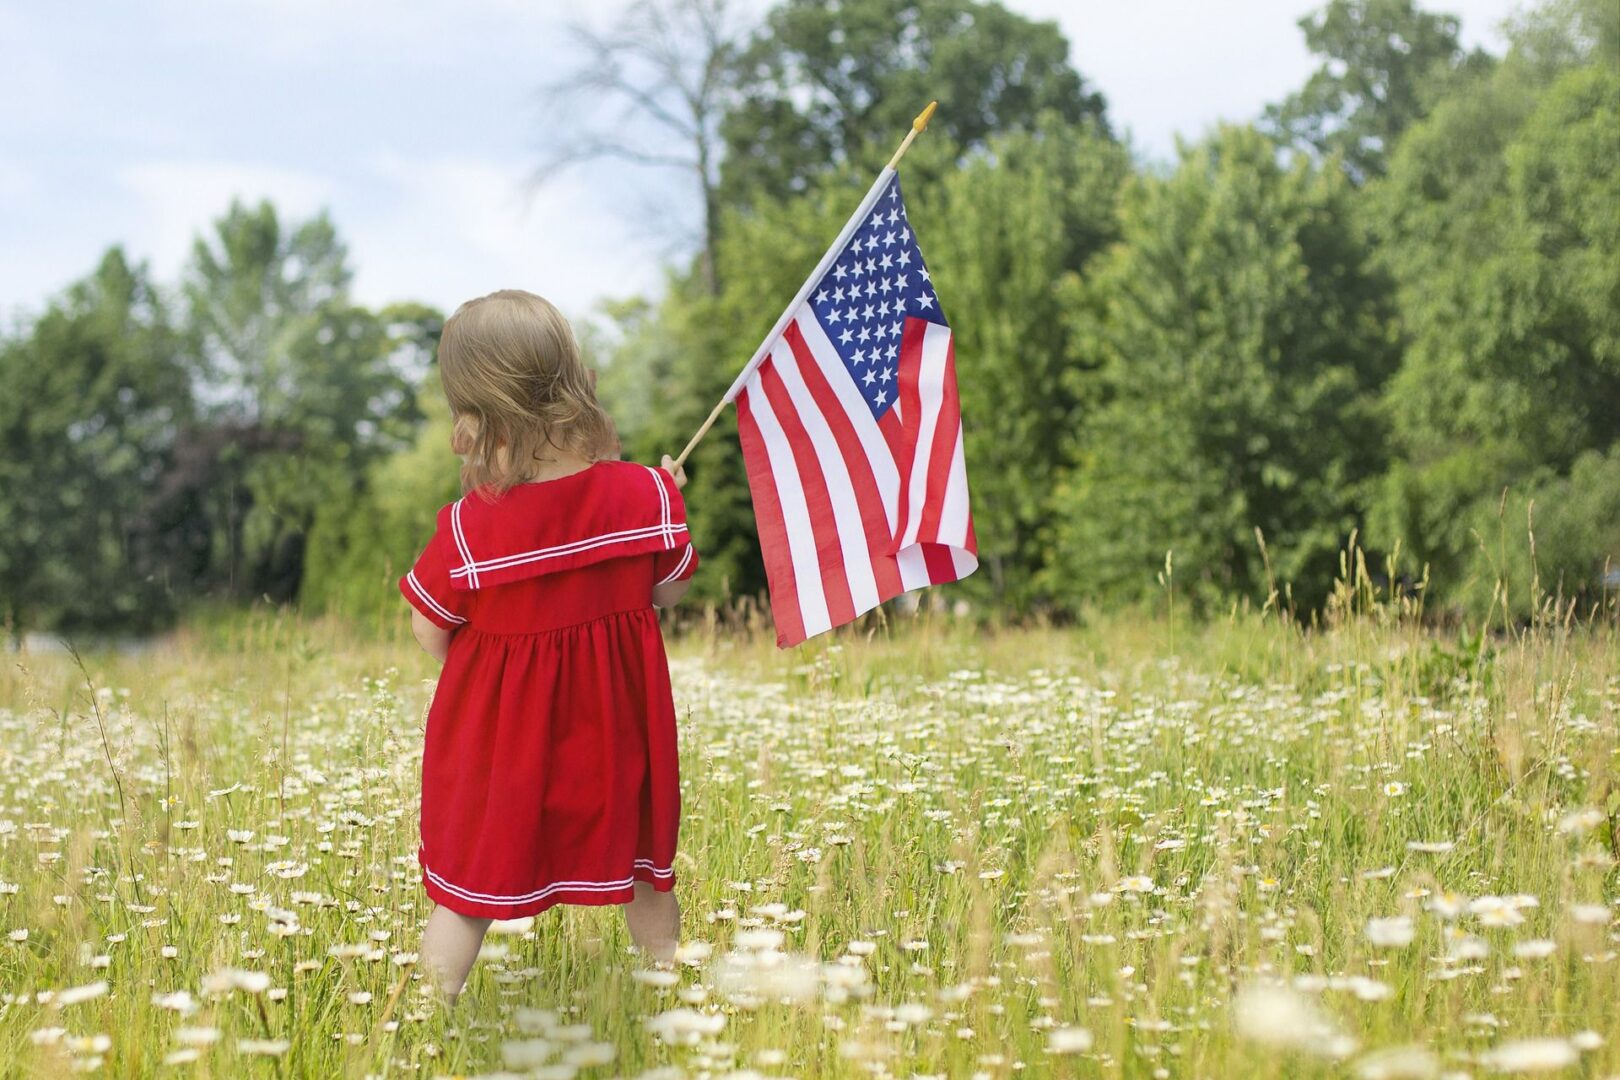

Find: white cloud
[116,161,336,277]
[345,154,664,321]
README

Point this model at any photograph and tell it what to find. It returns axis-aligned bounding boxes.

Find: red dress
[398,461,698,919]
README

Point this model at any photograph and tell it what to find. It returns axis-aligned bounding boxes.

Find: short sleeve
[399,523,470,630]
[653,540,699,585]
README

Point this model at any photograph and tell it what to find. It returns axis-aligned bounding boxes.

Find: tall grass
[0,563,1615,1077]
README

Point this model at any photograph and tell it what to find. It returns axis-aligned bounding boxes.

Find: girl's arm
[411,608,453,663]
[653,453,693,609]
[652,579,691,608]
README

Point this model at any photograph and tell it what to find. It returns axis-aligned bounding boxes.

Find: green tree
[177,201,429,601]
[915,117,1129,608]
[1369,16,1619,616]
[719,0,1107,205]
[1501,0,1620,82]
[1266,0,1487,181]
[1049,126,1397,611]
[0,250,192,636]
[1461,448,1620,619]
[300,377,461,622]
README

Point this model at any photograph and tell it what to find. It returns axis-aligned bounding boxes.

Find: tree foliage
[300,381,461,621]
[0,250,191,636]
[1049,127,1396,611]
[719,0,1106,204]
[1369,21,1620,615]
[1266,0,1485,181]
[915,118,1129,608]
[176,201,431,602]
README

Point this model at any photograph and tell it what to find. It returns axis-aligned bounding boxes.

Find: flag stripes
[738,313,976,646]
[732,171,975,647]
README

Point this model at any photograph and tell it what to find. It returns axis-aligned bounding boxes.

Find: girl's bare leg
[625,882,679,962]
[420,906,493,1002]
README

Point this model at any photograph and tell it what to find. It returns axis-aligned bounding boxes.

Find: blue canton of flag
[806,175,946,421]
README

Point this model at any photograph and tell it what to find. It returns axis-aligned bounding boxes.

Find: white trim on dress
[425,862,673,905]
[656,543,694,585]
[405,571,467,625]
[647,465,674,549]
[448,522,689,580]
[450,499,479,589]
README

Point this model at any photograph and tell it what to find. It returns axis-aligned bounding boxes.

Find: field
[0,603,1616,1078]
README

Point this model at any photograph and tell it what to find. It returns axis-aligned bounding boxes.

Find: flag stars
[803,179,946,420]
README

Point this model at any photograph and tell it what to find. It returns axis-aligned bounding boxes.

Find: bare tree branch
[532,0,752,295]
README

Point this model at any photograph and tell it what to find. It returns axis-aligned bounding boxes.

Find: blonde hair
[437,289,617,496]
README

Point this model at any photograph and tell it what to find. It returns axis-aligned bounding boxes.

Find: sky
[1,0,1522,326]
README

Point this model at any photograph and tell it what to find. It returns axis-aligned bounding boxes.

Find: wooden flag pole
[886,99,938,170]
[668,100,939,471]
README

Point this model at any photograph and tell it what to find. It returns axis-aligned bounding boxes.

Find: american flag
[729,171,977,647]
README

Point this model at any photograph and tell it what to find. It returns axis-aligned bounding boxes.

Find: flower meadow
[0,610,1615,1078]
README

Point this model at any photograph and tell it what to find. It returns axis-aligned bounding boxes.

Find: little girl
[398,289,697,1000]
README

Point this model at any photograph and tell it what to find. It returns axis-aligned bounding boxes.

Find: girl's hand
[660,454,688,490]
